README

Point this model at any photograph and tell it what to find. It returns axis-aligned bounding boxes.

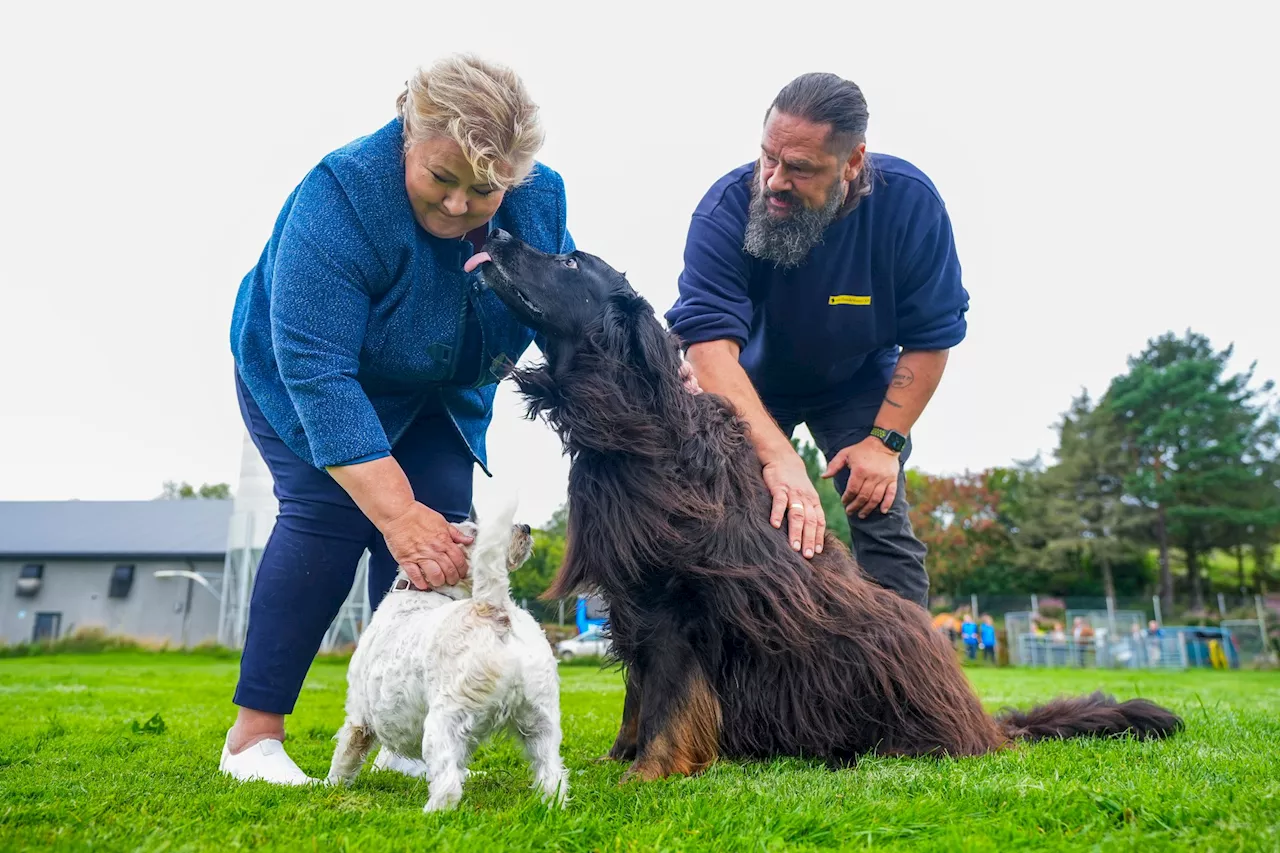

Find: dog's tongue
[464,252,491,274]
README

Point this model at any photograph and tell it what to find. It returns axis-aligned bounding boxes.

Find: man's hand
[678,359,702,394]
[379,502,475,589]
[822,436,901,519]
[762,449,826,558]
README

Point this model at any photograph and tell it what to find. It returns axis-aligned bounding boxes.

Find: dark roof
[0,500,233,560]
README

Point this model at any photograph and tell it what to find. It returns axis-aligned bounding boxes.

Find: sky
[1,1,1277,528]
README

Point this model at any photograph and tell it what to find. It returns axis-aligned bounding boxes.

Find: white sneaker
[372,747,430,779]
[220,732,318,785]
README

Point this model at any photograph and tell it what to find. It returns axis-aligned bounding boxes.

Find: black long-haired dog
[473,229,1181,782]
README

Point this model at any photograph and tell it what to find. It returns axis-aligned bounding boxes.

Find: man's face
[743,109,865,268]
[758,109,849,214]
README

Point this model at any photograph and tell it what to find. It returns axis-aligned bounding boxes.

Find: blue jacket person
[222,54,572,784]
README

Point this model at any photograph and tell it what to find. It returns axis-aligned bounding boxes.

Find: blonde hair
[396,53,545,191]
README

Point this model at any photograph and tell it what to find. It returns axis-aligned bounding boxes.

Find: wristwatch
[870,426,907,453]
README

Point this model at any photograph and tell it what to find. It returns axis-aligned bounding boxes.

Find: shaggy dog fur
[326,500,568,811]
[473,229,1183,782]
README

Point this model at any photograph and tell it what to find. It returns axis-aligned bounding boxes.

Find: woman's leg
[227,371,375,755]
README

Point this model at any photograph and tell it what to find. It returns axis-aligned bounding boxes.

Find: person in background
[961,612,979,660]
[979,614,997,663]
[222,54,573,785]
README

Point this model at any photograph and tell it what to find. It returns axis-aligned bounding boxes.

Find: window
[16,564,43,597]
[108,564,135,599]
[33,612,61,642]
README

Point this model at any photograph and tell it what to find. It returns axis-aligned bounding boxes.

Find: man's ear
[842,142,867,183]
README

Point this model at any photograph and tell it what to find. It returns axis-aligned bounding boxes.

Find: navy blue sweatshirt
[665,154,969,406]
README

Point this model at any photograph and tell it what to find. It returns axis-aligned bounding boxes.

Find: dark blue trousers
[233,371,473,715]
[766,387,930,609]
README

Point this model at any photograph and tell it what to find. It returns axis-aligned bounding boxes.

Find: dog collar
[392,577,422,593]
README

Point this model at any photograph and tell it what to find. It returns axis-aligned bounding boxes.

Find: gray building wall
[0,559,223,647]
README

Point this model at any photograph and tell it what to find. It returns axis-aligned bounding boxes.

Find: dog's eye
[562,258,578,270]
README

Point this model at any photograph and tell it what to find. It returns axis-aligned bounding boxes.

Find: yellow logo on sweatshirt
[829,295,871,306]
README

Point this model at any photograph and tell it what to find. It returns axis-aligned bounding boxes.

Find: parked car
[555,626,611,662]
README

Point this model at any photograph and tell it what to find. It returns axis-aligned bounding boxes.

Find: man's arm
[820,348,949,519]
[686,340,827,558]
[666,189,827,559]
[875,348,949,435]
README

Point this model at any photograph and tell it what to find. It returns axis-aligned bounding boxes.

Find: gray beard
[743,168,845,269]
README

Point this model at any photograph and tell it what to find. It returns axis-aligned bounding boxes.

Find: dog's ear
[624,297,680,378]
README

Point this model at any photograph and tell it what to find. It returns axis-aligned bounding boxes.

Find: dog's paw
[423,791,462,813]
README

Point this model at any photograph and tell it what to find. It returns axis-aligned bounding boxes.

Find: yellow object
[1208,639,1228,669]
[829,295,871,306]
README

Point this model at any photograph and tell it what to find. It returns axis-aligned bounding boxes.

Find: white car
[555,627,611,662]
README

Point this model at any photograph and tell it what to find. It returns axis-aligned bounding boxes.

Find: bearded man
[665,72,970,609]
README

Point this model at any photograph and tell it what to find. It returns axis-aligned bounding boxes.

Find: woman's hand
[380,502,474,589]
[325,455,473,589]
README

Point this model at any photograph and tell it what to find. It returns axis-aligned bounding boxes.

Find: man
[665,72,969,609]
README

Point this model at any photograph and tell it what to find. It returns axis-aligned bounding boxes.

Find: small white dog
[326,497,568,812]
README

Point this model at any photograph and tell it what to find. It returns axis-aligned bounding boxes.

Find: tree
[1042,391,1144,600]
[905,470,1010,598]
[1103,330,1280,612]
[511,504,568,603]
[157,481,232,500]
[794,437,853,550]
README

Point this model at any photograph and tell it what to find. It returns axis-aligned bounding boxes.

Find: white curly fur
[325,497,568,812]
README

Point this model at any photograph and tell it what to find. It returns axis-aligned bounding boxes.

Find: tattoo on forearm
[883,397,903,408]
[891,367,915,389]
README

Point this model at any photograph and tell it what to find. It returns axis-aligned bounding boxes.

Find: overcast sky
[1,1,1276,528]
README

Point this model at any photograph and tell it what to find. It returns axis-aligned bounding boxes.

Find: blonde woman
[223,54,572,784]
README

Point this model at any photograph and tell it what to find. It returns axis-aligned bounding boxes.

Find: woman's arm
[327,457,472,588]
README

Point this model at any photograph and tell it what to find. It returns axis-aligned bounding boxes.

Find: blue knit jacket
[230,118,573,472]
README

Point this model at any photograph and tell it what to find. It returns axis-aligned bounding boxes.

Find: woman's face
[404,135,508,239]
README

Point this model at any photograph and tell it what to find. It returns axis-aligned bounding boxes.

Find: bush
[0,627,238,660]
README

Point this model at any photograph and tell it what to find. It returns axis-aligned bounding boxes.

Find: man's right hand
[686,340,827,561]
[762,448,826,559]
[379,502,474,589]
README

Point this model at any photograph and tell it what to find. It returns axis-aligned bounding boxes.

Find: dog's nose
[489,228,512,243]
[520,523,531,535]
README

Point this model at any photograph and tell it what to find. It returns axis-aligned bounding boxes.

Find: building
[0,499,232,646]
[0,431,381,651]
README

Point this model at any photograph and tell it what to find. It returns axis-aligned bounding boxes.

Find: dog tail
[469,494,520,616]
[994,691,1182,743]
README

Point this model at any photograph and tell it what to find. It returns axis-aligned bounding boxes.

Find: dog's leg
[326,719,376,786]
[421,709,475,813]
[600,667,642,762]
[517,695,569,808]
[621,650,721,783]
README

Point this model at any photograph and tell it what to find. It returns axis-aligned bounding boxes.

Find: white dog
[326,497,569,812]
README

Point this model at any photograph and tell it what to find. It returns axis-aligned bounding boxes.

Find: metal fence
[960,593,1278,671]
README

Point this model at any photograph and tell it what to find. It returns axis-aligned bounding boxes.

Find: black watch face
[886,432,906,452]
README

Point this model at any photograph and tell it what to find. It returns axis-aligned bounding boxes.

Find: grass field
[1,654,1278,852]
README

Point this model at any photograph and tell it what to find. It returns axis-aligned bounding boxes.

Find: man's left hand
[821,436,901,519]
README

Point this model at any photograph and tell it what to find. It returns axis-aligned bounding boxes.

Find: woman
[222,53,572,784]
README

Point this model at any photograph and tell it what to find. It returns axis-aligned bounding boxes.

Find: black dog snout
[520,523,531,535]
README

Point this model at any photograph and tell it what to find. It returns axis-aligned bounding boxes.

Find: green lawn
[1,654,1278,852]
